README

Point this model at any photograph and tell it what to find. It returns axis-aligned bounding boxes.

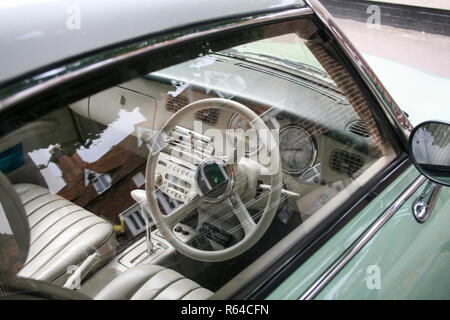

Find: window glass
[0,195,26,281]
[0,18,397,297]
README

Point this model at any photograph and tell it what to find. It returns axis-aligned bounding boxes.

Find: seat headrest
[0,172,30,279]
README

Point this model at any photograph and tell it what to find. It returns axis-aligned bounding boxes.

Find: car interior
[0,19,398,299]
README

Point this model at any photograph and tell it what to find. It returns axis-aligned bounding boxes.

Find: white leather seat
[3,179,210,300]
[13,183,116,285]
[95,264,213,300]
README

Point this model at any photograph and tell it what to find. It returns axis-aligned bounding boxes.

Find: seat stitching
[30,208,86,245]
[26,215,97,265]
[15,184,41,196]
[28,220,110,278]
[48,225,114,283]
[22,191,51,205]
[25,198,64,217]
[25,216,102,268]
[119,268,166,300]
[29,202,76,229]
[14,186,30,195]
[125,268,171,299]
[150,276,186,300]
[179,285,203,300]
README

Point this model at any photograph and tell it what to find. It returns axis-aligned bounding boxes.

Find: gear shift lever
[131,189,153,253]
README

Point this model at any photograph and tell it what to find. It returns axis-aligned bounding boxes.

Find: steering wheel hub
[194,158,234,203]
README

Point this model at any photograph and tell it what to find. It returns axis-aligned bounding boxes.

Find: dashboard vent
[195,108,220,126]
[329,149,364,177]
[166,95,189,113]
[346,120,370,138]
[166,95,220,126]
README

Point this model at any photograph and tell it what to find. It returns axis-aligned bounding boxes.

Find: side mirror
[409,120,450,186]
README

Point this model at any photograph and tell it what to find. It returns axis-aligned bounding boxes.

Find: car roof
[0,0,306,87]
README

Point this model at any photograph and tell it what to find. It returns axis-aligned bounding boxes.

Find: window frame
[0,7,410,299]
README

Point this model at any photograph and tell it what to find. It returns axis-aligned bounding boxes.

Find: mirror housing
[409,120,450,186]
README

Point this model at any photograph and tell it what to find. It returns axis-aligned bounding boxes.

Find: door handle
[412,181,442,223]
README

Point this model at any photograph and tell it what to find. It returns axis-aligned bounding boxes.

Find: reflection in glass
[0,17,402,297]
[412,122,450,184]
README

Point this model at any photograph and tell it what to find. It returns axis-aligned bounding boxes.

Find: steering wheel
[145,98,281,262]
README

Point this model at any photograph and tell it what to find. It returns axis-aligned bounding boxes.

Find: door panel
[266,165,428,299]
[315,177,450,299]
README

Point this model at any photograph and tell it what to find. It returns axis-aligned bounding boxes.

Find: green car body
[269,165,450,299]
[0,0,448,300]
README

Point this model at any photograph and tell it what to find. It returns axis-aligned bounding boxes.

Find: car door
[267,165,450,299]
[263,0,450,300]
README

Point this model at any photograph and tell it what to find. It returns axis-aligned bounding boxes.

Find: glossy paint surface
[0,0,305,85]
[315,181,450,299]
[267,165,425,299]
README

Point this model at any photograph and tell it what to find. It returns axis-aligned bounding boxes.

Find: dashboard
[69,53,378,222]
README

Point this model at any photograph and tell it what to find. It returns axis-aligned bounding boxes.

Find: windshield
[219,34,334,86]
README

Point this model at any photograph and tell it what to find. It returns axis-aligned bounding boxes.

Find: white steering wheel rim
[145,98,281,262]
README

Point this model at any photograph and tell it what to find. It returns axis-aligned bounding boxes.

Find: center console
[79,222,203,297]
[117,223,200,268]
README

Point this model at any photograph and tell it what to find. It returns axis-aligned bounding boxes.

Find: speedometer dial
[279,126,316,174]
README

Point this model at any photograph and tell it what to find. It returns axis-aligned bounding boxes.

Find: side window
[0,179,28,281]
[0,199,16,279]
[0,18,397,296]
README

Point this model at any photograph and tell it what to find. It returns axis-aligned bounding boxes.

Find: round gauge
[227,113,261,155]
[279,126,316,174]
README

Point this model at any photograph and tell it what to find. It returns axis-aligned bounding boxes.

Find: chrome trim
[0,7,312,112]
[305,0,412,146]
[299,174,426,300]
[412,181,442,223]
